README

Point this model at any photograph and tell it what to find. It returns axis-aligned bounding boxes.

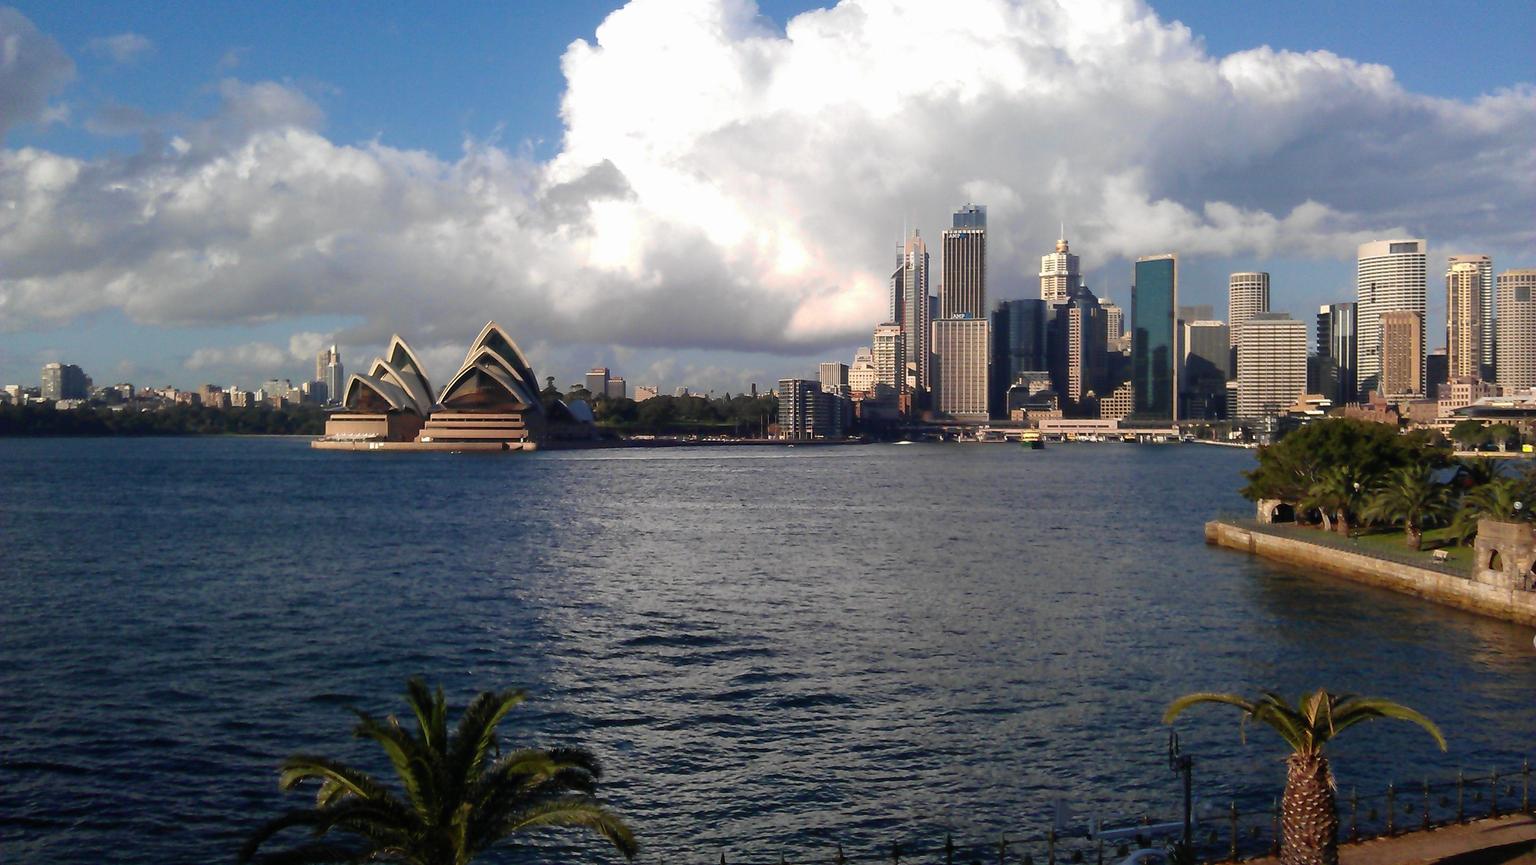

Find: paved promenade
[1240,815,1536,865]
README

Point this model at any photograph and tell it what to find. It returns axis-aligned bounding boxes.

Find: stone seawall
[1205,520,1536,627]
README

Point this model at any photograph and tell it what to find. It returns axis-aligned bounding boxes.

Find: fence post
[1350,787,1359,843]
[1423,778,1431,831]
[1458,770,1466,823]
[1270,797,1281,857]
[997,834,1008,865]
[1228,801,1239,861]
[946,832,955,865]
[1048,827,1057,865]
[1525,761,1531,814]
[1387,783,1396,837]
[1097,837,1104,865]
[1491,768,1500,819]
[721,853,727,865]
[836,843,846,865]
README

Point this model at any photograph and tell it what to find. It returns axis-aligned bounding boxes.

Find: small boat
[893,440,915,446]
[1020,431,1044,450]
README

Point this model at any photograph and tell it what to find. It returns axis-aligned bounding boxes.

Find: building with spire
[894,231,932,396]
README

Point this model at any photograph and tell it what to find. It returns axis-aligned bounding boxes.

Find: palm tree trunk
[1281,752,1339,865]
[1335,512,1351,536]
[1406,524,1423,550]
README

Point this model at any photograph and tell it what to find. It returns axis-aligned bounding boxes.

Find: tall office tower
[1227,272,1270,351]
[777,379,819,440]
[932,316,990,420]
[941,204,987,319]
[1446,259,1485,381]
[1448,254,1494,380]
[990,299,1048,418]
[1132,254,1179,422]
[1039,237,1081,303]
[896,231,932,393]
[584,368,610,396]
[1425,350,1448,398]
[315,344,344,405]
[1379,310,1425,397]
[1315,302,1358,404]
[849,347,876,394]
[1496,270,1536,391]
[1357,239,1427,396]
[1048,287,1108,411]
[819,362,850,393]
[1101,300,1124,343]
[606,377,627,400]
[1178,305,1215,322]
[40,362,88,401]
[872,323,903,391]
[1236,313,1307,419]
[1182,320,1232,419]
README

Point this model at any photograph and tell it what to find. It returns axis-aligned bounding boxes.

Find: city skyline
[1,0,1532,393]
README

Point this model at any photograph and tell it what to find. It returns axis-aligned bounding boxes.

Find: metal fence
[1213,517,1469,577]
[706,764,1534,865]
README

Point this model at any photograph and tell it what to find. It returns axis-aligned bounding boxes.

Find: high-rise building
[1182,320,1231,419]
[894,231,931,394]
[606,377,627,400]
[777,378,847,439]
[1101,300,1125,346]
[1425,350,1448,398]
[1227,272,1270,352]
[1315,303,1357,405]
[40,362,88,401]
[1048,287,1108,412]
[1178,305,1215,322]
[1357,239,1427,396]
[1236,313,1307,419]
[819,362,849,393]
[990,299,1048,418]
[1379,310,1425,397]
[932,316,990,420]
[872,323,903,391]
[1132,254,1179,422]
[585,368,610,397]
[849,347,876,394]
[316,345,344,406]
[941,204,986,319]
[1446,259,1485,382]
[1496,270,1536,391]
[1039,237,1081,303]
[1448,254,1494,380]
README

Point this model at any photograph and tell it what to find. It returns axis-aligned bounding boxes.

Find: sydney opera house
[312,321,581,451]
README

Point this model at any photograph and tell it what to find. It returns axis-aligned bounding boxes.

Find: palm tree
[1300,466,1372,535]
[1164,690,1445,865]
[240,679,636,865]
[1450,477,1534,545]
[1361,466,1454,550]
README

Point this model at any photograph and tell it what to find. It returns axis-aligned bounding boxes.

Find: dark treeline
[0,403,327,437]
[546,387,779,436]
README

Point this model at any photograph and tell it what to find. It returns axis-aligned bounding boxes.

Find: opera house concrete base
[310,438,537,452]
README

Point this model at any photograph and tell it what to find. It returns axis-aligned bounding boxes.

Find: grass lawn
[1351,526,1474,568]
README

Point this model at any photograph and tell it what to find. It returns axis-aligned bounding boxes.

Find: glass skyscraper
[1131,254,1178,422]
[990,298,1047,418]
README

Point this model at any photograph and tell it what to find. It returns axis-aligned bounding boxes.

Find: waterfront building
[1236,313,1307,419]
[1039,237,1081,304]
[1099,381,1135,421]
[40,362,88,401]
[1438,376,1500,419]
[777,378,848,439]
[932,316,990,421]
[585,368,610,397]
[848,347,876,395]
[1048,287,1108,413]
[1357,239,1427,396]
[990,299,1048,418]
[872,323,903,392]
[1448,254,1495,380]
[1497,270,1536,391]
[606,377,626,400]
[940,204,986,319]
[633,385,658,402]
[1379,310,1425,397]
[1182,320,1231,420]
[1315,302,1357,405]
[1228,272,1270,352]
[1132,254,1179,422]
[316,345,344,406]
[894,231,932,394]
[819,362,849,393]
[1446,260,1485,382]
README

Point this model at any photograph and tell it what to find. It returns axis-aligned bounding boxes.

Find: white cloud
[184,341,289,372]
[1,0,1533,387]
[0,7,75,138]
[86,32,154,65]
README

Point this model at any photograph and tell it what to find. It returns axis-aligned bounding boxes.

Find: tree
[241,679,636,865]
[1450,419,1490,451]
[1242,418,1442,505]
[1165,690,1444,865]
[1300,466,1373,535]
[1361,466,1455,549]
[1487,423,1519,452]
[1450,477,1535,545]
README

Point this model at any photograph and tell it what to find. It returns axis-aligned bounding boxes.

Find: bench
[1431,549,1450,563]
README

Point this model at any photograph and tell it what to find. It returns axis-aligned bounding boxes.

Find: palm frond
[405,677,449,755]
[1162,692,1255,724]
[1329,697,1447,751]
[353,711,437,816]
[493,796,638,861]
[277,754,396,809]
[446,688,526,788]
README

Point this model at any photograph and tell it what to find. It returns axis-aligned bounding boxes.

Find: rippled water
[2,438,1533,864]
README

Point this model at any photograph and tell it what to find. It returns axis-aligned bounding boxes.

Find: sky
[1,0,1533,394]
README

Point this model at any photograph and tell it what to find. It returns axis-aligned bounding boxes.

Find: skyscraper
[1132,254,1178,422]
[1101,300,1125,347]
[1048,287,1108,412]
[1039,237,1081,303]
[849,347,876,394]
[932,316,990,420]
[584,368,610,397]
[1446,257,1488,381]
[1496,270,1536,391]
[819,362,849,393]
[316,345,344,406]
[1379,310,1424,397]
[990,299,1048,418]
[896,231,932,394]
[872,323,903,391]
[940,205,987,319]
[1357,239,1427,396]
[1315,302,1357,404]
[1182,319,1231,419]
[1227,272,1270,351]
[1236,313,1307,419]
[40,362,88,401]
[1448,254,1494,380]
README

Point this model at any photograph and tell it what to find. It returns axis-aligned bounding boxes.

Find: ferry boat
[1020,431,1044,450]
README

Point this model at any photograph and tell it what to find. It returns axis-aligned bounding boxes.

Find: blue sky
[1,0,1532,393]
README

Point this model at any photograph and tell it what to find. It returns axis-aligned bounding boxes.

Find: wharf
[1205,519,1536,627]
[1239,813,1536,865]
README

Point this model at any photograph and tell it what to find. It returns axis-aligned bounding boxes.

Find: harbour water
[2,437,1533,864]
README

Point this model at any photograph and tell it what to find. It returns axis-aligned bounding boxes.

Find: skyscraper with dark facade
[1315,302,1357,404]
[990,299,1048,418]
[1047,287,1108,415]
[941,204,986,319]
[1132,254,1178,422]
[893,231,931,395]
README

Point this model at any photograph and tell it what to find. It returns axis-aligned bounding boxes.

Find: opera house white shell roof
[339,321,545,417]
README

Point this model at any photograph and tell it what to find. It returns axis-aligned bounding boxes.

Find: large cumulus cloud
[0,0,1532,366]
